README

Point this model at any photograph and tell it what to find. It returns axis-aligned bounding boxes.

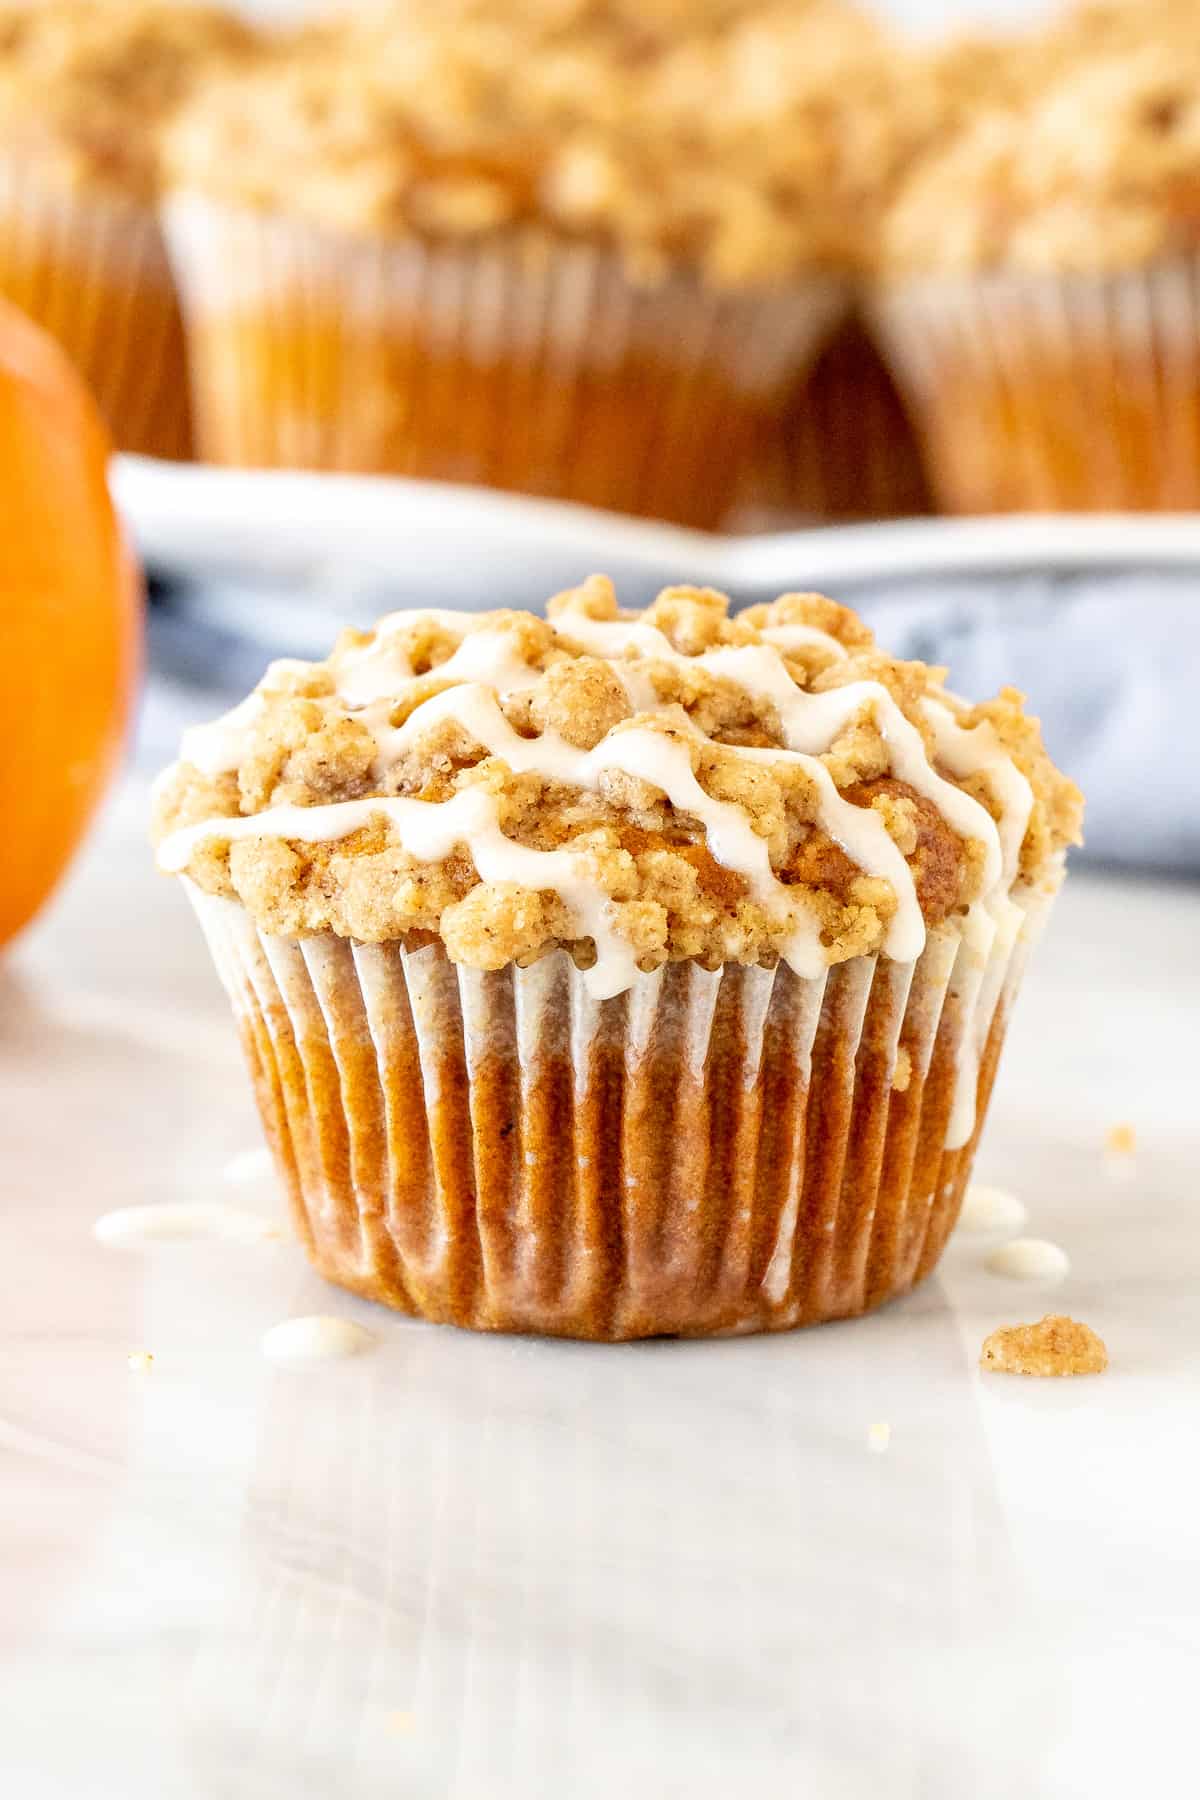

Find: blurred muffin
[873,44,1200,512]
[160,2,861,526]
[153,579,1081,1340]
[0,0,257,458]
[740,25,1041,522]
[1047,0,1200,59]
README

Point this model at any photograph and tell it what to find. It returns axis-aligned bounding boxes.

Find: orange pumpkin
[0,296,142,948]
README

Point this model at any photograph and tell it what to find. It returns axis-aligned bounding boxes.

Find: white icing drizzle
[159,598,1036,1000]
[956,1183,1028,1235]
[371,682,587,782]
[341,622,546,708]
[760,623,849,659]
[922,699,1034,885]
[94,1202,282,1246]
[984,1238,1070,1282]
[261,1316,375,1365]
[550,613,679,661]
[697,649,1003,896]
[725,743,926,964]
[161,783,643,997]
[179,659,313,777]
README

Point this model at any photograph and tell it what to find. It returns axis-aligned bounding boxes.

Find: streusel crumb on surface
[153,580,1081,977]
[981,1315,1108,1377]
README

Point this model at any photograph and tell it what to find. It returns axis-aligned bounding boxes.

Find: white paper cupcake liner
[0,160,191,458]
[163,194,845,527]
[871,256,1200,512]
[186,882,1053,1341]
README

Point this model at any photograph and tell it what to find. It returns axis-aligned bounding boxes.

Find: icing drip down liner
[189,882,1051,1341]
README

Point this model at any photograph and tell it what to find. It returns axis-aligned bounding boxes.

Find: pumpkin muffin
[0,0,258,458]
[153,578,1081,1340]
[738,26,1041,523]
[159,2,867,526]
[873,42,1200,512]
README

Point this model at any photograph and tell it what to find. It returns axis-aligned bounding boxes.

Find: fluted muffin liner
[162,194,844,528]
[871,257,1200,513]
[0,160,191,458]
[738,314,932,525]
[188,882,1053,1341]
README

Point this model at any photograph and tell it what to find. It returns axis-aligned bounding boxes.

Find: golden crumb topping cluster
[981,1315,1108,1377]
[884,27,1200,275]
[159,0,1198,284]
[164,0,897,284]
[1,1,1197,278]
[0,0,258,200]
[153,582,1081,981]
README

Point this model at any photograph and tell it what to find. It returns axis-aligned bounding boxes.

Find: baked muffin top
[153,582,1081,998]
[811,27,1048,271]
[0,0,259,202]
[1050,0,1200,57]
[163,0,893,285]
[882,43,1200,276]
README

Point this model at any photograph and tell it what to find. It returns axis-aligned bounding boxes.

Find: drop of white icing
[94,1202,281,1247]
[222,1146,275,1185]
[957,1183,1028,1235]
[261,1316,375,1365]
[984,1237,1070,1281]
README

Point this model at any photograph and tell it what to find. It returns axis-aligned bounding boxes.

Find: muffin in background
[738,25,1039,523]
[1048,0,1200,58]
[873,44,1200,513]
[159,4,860,527]
[152,580,1081,1340]
[0,0,258,459]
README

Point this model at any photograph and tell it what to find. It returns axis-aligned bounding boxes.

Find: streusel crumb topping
[883,43,1200,276]
[981,1315,1108,1377]
[164,1,899,284]
[153,581,1081,993]
[0,0,259,201]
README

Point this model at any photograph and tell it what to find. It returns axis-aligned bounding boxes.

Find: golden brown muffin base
[193,887,1044,1341]
[165,198,842,527]
[0,163,191,459]
[873,258,1200,512]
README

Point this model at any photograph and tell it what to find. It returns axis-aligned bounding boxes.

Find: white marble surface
[3,776,1198,1799]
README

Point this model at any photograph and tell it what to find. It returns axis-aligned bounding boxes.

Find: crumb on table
[126,1349,155,1373]
[980,1314,1107,1377]
[1105,1122,1137,1156]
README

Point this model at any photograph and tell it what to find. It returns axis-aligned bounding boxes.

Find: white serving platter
[113,454,1200,610]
